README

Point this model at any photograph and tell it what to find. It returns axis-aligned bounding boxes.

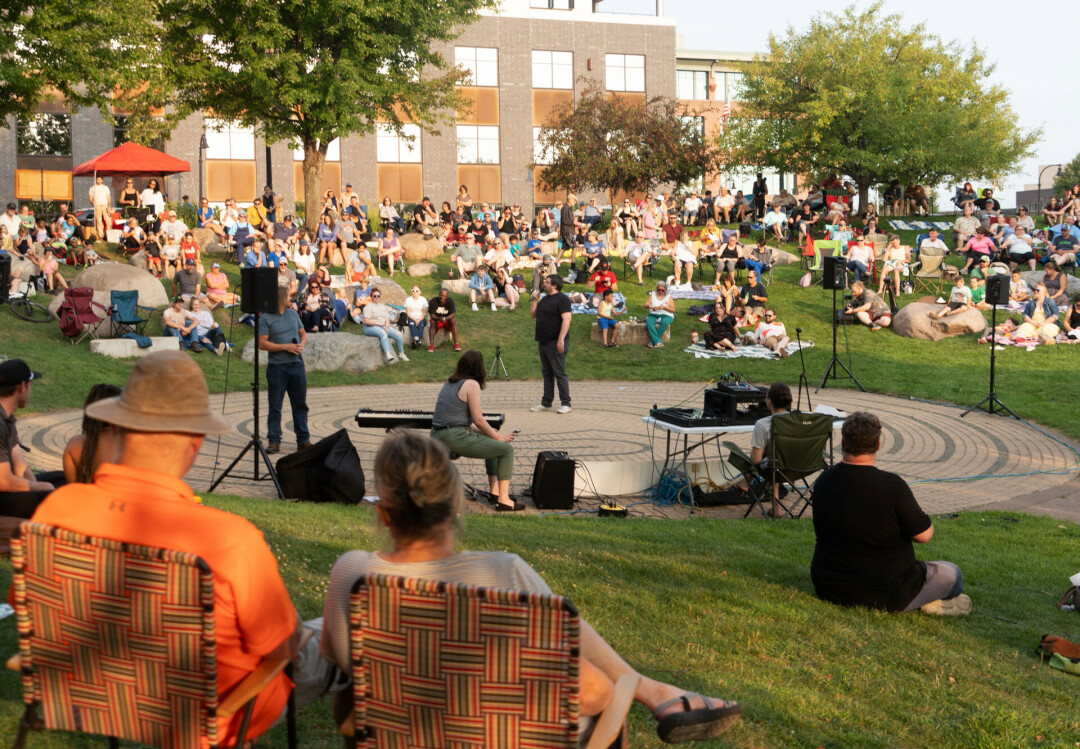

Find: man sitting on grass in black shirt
[810,411,971,616]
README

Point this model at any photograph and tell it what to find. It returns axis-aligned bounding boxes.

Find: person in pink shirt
[959,226,995,275]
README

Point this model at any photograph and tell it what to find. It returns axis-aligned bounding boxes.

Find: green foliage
[156,0,496,234]
[535,79,723,204]
[722,2,1040,211]
[1051,154,1080,196]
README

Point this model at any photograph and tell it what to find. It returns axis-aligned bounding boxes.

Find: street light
[1036,163,1063,218]
[198,131,209,204]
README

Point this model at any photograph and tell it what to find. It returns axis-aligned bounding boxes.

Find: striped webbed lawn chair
[347,574,637,749]
[8,522,301,749]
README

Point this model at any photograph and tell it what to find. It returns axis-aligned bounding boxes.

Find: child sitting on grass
[969,275,992,310]
[932,275,972,319]
[597,288,623,348]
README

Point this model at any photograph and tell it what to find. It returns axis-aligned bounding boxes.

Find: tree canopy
[533,80,722,205]
[720,2,1040,211]
[1052,155,1080,196]
[156,0,496,217]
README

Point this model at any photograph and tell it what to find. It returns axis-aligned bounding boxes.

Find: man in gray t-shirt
[732,382,791,517]
[257,290,309,453]
[173,259,202,300]
[451,237,482,277]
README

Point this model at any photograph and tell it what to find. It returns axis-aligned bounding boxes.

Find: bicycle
[6,280,55,323]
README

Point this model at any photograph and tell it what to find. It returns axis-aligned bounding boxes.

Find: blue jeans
[165,325,199,349]
[266,361,309,445]
[333,299,348,328]
[744,258,766,276]
[408,318,427,341]
[364,324,404,355]
[647,313,673,345]
[846,259,868,282]
[386,216,406,234]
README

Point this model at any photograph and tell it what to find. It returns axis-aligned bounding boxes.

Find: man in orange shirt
[27,351,338,744]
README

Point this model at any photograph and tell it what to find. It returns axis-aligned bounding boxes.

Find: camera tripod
[817,286,865,392]
[488,345,510,381]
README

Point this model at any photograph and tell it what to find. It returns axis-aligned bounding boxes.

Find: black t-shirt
[740,282,768,304]
[810,463,931,611]
[797,209,815,225]
[1068,307,1080,329]
[413,205,427,224]
[429,296,456,320]
[0,402,18,475]
[534,292,571,344]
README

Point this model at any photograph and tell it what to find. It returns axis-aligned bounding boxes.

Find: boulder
[772,249,799,266]
[9,256,35,281]
[1021,270,1080,297]
[90,336,179,358]
[407,262,437,277]
[129,250,148,271]
[191,228,227,255]
[369,277,406,306]
[441,279,471,295]
[241,332,386,374]
[591,321,670,346]
[70,262,169,307]
[399,232,445,262]
[893,302,986,341]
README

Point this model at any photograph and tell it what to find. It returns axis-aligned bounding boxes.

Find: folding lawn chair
[809,240,842,284]
[912,246,949,296]
[109,288,156,337]
[57,286,109,345]
[725,411,834,519]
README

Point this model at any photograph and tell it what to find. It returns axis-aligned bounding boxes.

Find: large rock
[407,262,437,277]
[772,249,799,266]
[129,250,148,271]
[1021,270,1080,297]
[191,228,227,255]
[441,279,471,295]
[241,332,387,374]
[9,256,35,280]
[893,302,986,341]
[591,321,671,346]
[70,262,169,307]
[369,277,406,305]
[399,232,445,262]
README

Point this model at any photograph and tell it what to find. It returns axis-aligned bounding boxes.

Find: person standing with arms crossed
[530,274,572,414]
[88,176,111,241]
[257,286,310,454]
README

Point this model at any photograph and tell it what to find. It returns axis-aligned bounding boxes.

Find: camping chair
[109,288,156,337]
[57,286,109,345]
[724,411,834,520]
[622,241,661,281]
[912,246,949,296]
[8,522,302,749]
[346,574,638,749]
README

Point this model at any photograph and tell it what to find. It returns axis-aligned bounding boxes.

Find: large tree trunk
[857,183,870,217]
[302,139,329,229]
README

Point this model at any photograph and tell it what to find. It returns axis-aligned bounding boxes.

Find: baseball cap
[185,258,195,265]
[346,183,353,188]
[284,215,294,221]
[0,359,42,387]
[6,202,15,211]
[211,262,220,269]
[172,295,184,304]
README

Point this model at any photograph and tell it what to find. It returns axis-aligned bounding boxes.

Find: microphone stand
[794,327,812,412]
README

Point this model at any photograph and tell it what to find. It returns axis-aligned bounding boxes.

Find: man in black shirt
[0,360,64,520]
[529,274,572,414]
[810,411,970,615]
[413,197,438,235]
[560,195,578,265]
[739,269,768,324]
[427,288,461,353]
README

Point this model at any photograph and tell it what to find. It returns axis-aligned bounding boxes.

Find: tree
[157,0,496,219]
[1052,155,1080,196]
[720,3,1040,213]
[0,0,162,131]
[533,80,722,207]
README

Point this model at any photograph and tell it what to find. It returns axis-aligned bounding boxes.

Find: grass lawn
[1,498,1078,747]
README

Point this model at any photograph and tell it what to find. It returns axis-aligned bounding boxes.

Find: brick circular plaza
[18,381,1078,519]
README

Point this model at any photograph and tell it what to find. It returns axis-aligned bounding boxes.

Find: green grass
[1,499,1078,747]
[4,220,1079,444]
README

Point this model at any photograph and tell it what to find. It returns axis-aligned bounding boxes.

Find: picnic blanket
[683,340,814,360]
[888,220,952,232]
[570,291,626,315]
[669,286,722,301]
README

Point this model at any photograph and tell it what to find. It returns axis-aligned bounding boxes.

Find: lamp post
[1036,163,1062,218]
[198,132,208,204]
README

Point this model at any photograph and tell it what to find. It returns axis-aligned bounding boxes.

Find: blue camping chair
[110,289,156,337]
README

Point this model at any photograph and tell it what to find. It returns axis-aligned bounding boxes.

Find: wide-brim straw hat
[86,351,234,435]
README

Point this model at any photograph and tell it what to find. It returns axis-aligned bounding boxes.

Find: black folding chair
[725,411,834,519]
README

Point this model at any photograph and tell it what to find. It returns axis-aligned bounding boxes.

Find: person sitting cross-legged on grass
[320,431,744,745]
[810,410,971,616]
[845,280,891,331]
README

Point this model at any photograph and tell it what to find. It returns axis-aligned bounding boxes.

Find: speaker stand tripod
[794,328,812,412]
[817,287,865,392]
[488,345,510,381]
[961,301,1019,419]
[209,278,286,499]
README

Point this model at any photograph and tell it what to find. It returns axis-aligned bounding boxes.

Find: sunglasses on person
[371,293,381,299]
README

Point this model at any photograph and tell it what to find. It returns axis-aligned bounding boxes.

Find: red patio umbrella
[72,142,191,178]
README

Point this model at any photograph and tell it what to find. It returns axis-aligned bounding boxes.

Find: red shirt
[590,270,617,294]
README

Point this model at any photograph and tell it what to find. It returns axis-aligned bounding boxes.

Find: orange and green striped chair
[8,522,300,749]
[347,574,637,749]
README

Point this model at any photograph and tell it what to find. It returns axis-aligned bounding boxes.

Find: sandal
[653,693,742,743]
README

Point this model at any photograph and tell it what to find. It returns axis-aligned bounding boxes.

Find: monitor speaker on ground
[531,451,575,510]
[985,275,1009,305]
[822,256,847,290]
[240,267,278,314]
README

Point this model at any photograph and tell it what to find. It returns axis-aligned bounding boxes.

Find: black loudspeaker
[985,275,1009,305]
[0,253,10,303]
[531,451,575,509]
[241,267,278,314]
[275,429,365,503]
[822,256,847,290]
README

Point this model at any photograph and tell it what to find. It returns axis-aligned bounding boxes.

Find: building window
[531,0,573,7]
[114,115,129,148]
[457,125,500,164]
[375,125,421,163]
[605,54,645,93]
[455,47,498,87]
[677,70,708,100]
[718,71,745,101]
[532,50,573,90]
[205,119,255,160]
[292,138,341,161]
[16,113,71,156]
[681,115,705,137]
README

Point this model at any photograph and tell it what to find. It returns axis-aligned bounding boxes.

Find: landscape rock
[242,332,386,374]
[407,262,438,277]
[893,302,986,341]
[399,232,445,262]
[368,277,406,305]
[90,336,179,358]
[129,250,148,271]
[591,321,670,346]
[191,228,227,255]
[772,249,799,266]
[1020,270,1080,297]
[70,262,169,307]
[441,279,471,295]
[9,257,35,282]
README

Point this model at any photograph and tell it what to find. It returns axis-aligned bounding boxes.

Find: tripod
[961,301,1018,419]
[794,327,812,412]
[209,277,285,499]
[817,286,865,392]
[488,344,510,381]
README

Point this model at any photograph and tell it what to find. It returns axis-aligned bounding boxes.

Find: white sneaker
[920,593,971,616]
[491,302,497,311]
[397,351,409,362]
[529,404,552,412]
[471,302,479,311]
[557,405,572,414]
[385,351,398,364]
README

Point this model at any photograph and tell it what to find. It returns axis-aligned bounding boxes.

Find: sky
[605,0,1076,208]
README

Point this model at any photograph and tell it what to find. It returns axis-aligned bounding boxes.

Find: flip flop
[653,693,742,743]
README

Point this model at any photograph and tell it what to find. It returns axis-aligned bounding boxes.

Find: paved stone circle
[20,381,1078,519]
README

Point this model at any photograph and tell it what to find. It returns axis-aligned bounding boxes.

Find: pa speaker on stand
[240,267,278,314]
[817,255,864,392]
